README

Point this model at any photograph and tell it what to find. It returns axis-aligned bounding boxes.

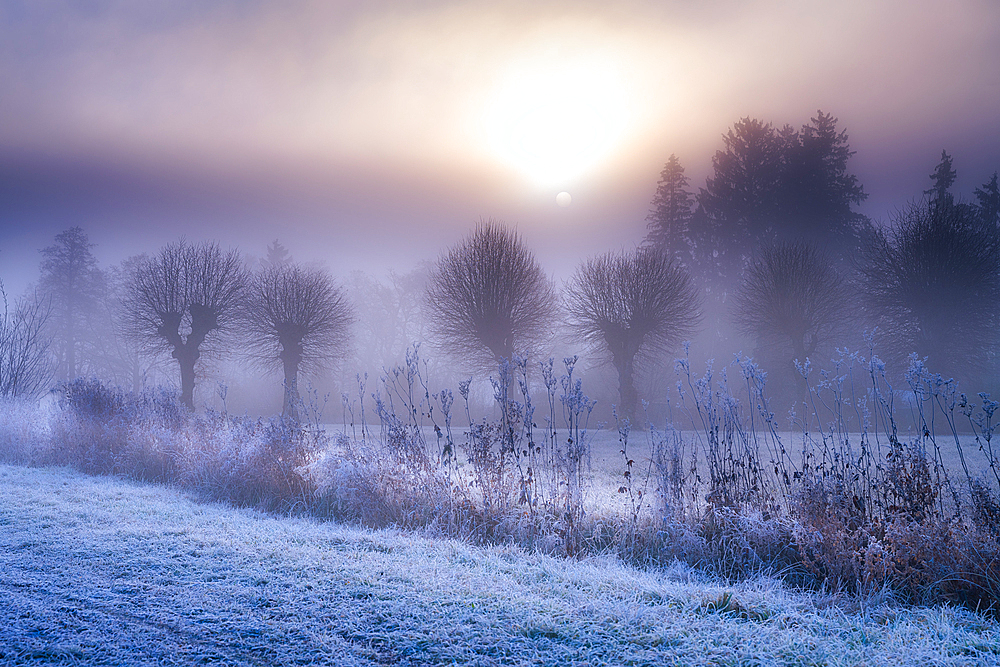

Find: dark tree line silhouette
[7,111,998,417]
[648,121,1000,400]
[650,112,867,288]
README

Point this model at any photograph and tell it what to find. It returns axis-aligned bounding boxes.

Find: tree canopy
[683,111,866,285]
[565,247,700,423]
[426,220,555,371]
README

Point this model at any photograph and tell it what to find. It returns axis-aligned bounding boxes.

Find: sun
[484,60,629,189]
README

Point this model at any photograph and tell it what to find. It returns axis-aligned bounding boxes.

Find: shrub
[0,396,54,465]
[45,378,326,512]
[178,412,323,511]
[50,378,135,475]
[17,340,1000,614]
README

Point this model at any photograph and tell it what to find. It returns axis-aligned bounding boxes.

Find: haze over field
[6,6,1000,658]
[2,0,999,293]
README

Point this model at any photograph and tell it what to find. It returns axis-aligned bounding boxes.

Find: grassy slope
[2,465,998,667]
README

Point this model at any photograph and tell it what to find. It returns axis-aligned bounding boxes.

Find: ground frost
[1,464,999,665]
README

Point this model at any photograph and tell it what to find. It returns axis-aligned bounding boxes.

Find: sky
[1,0,999,294]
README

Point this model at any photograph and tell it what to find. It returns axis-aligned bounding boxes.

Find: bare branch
[0,284,53,398]
[425,220,555,370]
[565,247,700,421]
[121,240,247,408]
[243,263,352,418]
[734,242,855,361]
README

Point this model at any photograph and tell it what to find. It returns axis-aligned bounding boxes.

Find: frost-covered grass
[2,463,999,666]
[4,347,1000,618]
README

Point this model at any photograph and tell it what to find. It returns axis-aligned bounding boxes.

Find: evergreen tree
[645,154,694,261]
[925,150,957,209]
[784,111,867,250]
[38,227,106,380]
[687,118,786,286]
[262,239,292,269]
[687,112,866,287]
[975,172,1000,227]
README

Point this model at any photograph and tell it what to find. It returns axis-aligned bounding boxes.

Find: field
[3,462,1000,666]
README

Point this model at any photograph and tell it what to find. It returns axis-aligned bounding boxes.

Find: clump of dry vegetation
[1,339,999,615]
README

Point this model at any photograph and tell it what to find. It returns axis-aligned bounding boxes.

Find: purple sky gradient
[1,0,998,293]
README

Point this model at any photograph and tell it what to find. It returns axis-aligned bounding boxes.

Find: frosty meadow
[2,3,1000,659]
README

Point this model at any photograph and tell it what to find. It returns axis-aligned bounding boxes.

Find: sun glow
[485,60,630,188]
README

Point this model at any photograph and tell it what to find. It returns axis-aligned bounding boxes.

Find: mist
[8,5,1000,657]
[1,0,999,418]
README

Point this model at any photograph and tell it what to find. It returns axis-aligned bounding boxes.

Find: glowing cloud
[483,57,630,188]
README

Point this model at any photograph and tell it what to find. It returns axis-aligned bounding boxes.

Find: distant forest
[3,111,999,419]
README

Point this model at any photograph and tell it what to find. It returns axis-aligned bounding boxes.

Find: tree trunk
[490,343,516,405]
[613,352,639,426]
[279,337,303,423]
[175,346,198,409]
[66,312,76,380]
[282,358,300,423]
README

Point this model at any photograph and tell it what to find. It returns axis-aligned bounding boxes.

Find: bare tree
[0,283,52,398]
[243,263,352,420]
[426,220,555,370]
[734,242,856,398]
[87,255,164,392]
[734,242,854,361]
[859,200,1000,383]
[123,241,247,408]
[348,266,430,375]
[565,247,700,423]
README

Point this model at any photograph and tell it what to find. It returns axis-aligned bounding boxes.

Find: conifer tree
[646,154,694,261]
[975,172,1000,227]
[925,150,957,209]
[38,227,106,380]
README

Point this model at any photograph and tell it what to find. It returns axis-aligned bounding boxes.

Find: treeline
[646,112,1000,405]
[2,110,999,421]
[3,236,353,417]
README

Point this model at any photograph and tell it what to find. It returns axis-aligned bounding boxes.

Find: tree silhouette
[691,117,786,283]
[348,267,429,376]
[925,150,957,209]
[0,284,52,398]
[859,201,1000,383]
[734,242,855,397]
[38,227,106,380]
[688,112,866,285]
[426,220,555,371]
[123,241,247,408]
[262,239,292,269]
[89,255,160,392]
[243,263,352,420]
[784,111,867,250]
[645,154,694,261]
[565,248,700,424]
[975,172,1000,227]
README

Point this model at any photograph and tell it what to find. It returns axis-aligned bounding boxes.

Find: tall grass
[1,338,998,613]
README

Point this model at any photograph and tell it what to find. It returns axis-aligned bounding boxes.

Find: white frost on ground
[2,463,998,666]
